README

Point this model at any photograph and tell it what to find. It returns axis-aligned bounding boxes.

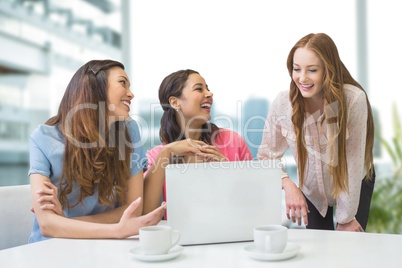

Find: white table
[0,229,401,268]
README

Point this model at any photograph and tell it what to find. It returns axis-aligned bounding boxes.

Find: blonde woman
[258,33,375,231]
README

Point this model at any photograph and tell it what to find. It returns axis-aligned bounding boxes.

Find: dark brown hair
[158,69,219,144]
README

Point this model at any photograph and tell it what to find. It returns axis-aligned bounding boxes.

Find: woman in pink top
[258,33,375,232]
[143,69,252,214]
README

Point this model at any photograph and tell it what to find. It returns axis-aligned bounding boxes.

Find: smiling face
[106,67,133,121]
[292,47,325,105]
[173,73,213,128]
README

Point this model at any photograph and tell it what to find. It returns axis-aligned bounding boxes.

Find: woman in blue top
[29,59,165,242]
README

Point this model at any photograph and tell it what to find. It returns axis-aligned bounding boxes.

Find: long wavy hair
[286,33,374,197]
[46,60,131,209]
[158,69,219,145]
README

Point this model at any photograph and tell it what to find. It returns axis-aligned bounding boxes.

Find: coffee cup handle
[172,230,181,247]
[264,235,272,252]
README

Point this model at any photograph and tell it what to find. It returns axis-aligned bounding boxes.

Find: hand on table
[117,197,167,238]
[336,219,364,232]
[282,177,309,226]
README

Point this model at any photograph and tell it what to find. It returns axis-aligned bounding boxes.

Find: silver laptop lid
[166,160,282,245]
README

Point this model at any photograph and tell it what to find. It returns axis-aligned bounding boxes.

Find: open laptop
[165,159,282,245]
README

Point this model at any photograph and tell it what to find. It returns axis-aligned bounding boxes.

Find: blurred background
[0,0,401,232]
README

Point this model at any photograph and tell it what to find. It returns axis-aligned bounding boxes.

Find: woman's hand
[165,138,207,157]
[336,219,364,232]
[198,145,227,162]
[165,139,227,162]
[117,197,167,238]
[34,180,65,217]
[282,177,309,226]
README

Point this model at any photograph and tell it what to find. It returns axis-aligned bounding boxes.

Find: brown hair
[46,60,131,209]
[158,69,219,144]
[286,33,374,197]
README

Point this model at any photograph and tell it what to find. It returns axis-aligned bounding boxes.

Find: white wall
[130,0,402,162]
[130,0,357,115]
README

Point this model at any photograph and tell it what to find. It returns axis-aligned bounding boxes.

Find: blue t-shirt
[28,118,147,243]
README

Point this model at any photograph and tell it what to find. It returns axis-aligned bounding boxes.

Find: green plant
[366,104,402,233]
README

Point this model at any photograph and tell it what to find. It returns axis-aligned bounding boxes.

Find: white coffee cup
[139,225,180,255]
[253,225,288,253]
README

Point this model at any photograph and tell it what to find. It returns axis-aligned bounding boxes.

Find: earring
[175,108,180,112]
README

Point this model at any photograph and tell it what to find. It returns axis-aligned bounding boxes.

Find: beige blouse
[257,84,368,224]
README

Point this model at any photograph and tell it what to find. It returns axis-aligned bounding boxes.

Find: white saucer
[244,242,301,261]
[129,245,183,262]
